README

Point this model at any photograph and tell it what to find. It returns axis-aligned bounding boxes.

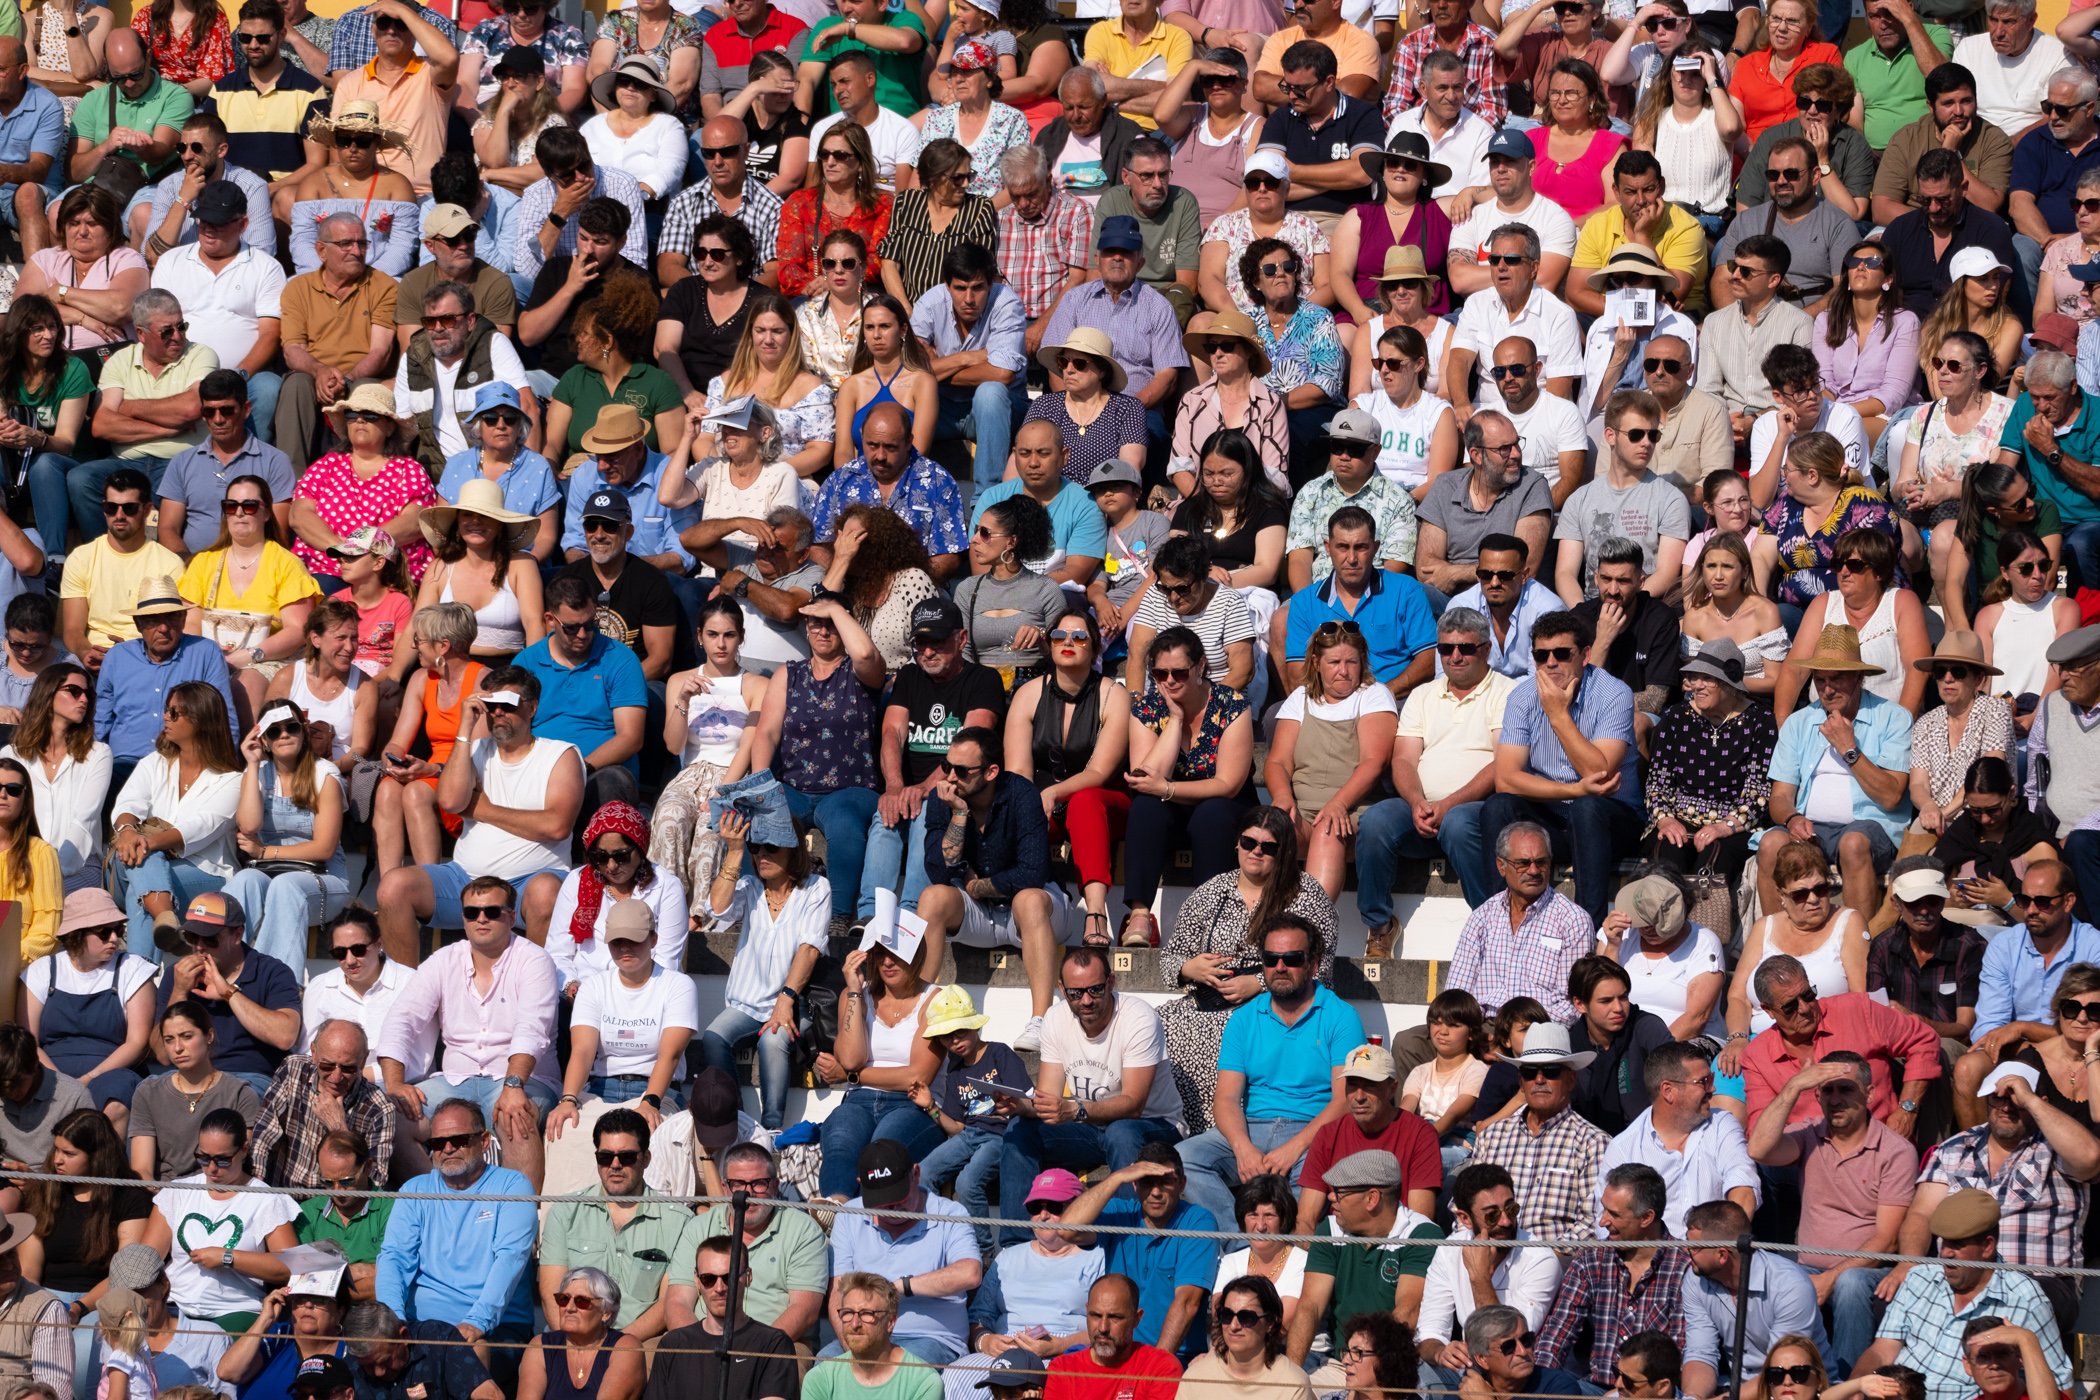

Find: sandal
[1083,911,1112,946]
[1118,908,1157,947]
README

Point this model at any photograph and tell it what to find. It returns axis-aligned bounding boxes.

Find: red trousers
[1062,786,1132,890]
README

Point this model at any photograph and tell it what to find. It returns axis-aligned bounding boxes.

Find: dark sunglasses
[428,1132,484,1152]
[1150,665,1193,682]
[1783,883,1835,902]
[1261,949,1309,967]
[237,29,276,42]
[0,781,26,799]
[56,683,87,699]
[695,1272,739,1290]
[1243,174,1283,190]
[1258,260,1299,278]
[329,942,372,960]
[1495,1333,1537,1356]
[461,903,513,922]
[1930,356,1976,373]
[2016,890,2067,907]
[1765,1366,1820,1386]
[1835,557,1872,574]
[262,720,304,742]
[2060,997,2100,1021]
[1238,834,1280,856]
[1484,253,1528,267]
[1845,254,1886,270]
[945,759,985,778]
[2044,99,2094,117]
[588,845,640,867]
[1793,95,1838,113]
[1619,427,1659,443]
[700,144,745,159]
[1476,568,1518,582]
[1517,1063,1569,1080]
[2013,558,2051,576]
[1775,987,1821,1017]
[197,1152,239,1169]
[221,498,264,515]
[1063,980,1110,1003]
[201,403,245,419]
[178,140,215,155]
[1532,646,1578,663]
[551,1291,600,1309]
[1935,665,1980,682]
[319,1175,361,1189]
[594,1149,643,1166]
[1642,357,1684,375]
[102,501,143,516]
[1437,641,1484,657]
[1219,1308,1268,1330]
[110,66,149,82]
[1765,166,1807,181]
[337,133,378,149]
[821,256,859,271]
[1487,364,1532,380]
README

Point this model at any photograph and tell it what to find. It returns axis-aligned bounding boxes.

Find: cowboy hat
[1370,245,1437,287]
[126,573,188,620]
[421,478,539,551]
[1505,1022,1597,1070]
[1359,130,1454,193]
[1181,308,1270,377]
[312,100,410,150]
[1584,245,1673,290]
[580,403,651,457]
[1912,628,2003,677]
[1801,623,1884,675]
[323,382,402,437]
[1037,326,1128,394]
[589,54,674,114]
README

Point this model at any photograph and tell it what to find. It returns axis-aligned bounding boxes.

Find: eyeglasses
[1238,834,1280,856]
[1063,981,1110,1003]
[1437,641,1484,657]
[427,1132,484,1153]
[1150,665,1193,683]
[1532,646,1577,663]
[197,1152,238,1169]
[821,256,859,271]
[461,903,513,923]
[1765,166,1807,181]
[221,498,264,515]
[594,1149,643,1166]
[1619,427,1659,443]
[1495,1333,1537,1356]
[319,1175,361,1190]
[1775,987,1821,1017]
[102,501,142,517]
[552,1292,600,1310]
[1219,1308,1268,1330]
[330,942,372,960]
[1339,1347,1378,1365]
[1766,1366,1821,1386]
[110,66,149,82]
[837,1308,889,1323]
[1261,949,1309,967]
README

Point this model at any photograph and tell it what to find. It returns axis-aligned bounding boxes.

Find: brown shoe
[1364,919,1398,960]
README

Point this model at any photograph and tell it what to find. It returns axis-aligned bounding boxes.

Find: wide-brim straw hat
[312,100,410,150]
[1585,245,1672,290]
[1802,623,1884,675]
[1037,326,1127,394]
[420,477,538,551]
[1912,628,2003,677]
[1181,308,1271,377]
[589,54,674,115]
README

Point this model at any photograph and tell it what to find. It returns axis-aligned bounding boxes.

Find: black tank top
[1031,674,1102,787]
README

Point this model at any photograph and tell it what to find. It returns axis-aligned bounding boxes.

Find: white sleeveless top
[1853,589,1904,706]
[440,565,527,652]
[1365,313,1452,398]
[1747,910,1858,1034]
[1654,105,1732,216]
[1991,596,2059,699]
[682,672,752,767]
[867,984,939,1069]
[287,659,362,761]
[453,737,581,879]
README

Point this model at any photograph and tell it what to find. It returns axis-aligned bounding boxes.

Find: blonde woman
[659,397,800,552]
[1680,532,1788,698]
[1629,46,1736,236]
[474,46,570,193]
[1917,247,2023,388]
[688,290,834,482]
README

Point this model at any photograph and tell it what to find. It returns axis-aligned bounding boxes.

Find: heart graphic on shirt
[175,1213,244,1256]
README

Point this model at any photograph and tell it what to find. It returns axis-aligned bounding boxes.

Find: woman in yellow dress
[177,475,322,732]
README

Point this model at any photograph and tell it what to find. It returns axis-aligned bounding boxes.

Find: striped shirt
[204,62,328,182]
[878,189,999,308]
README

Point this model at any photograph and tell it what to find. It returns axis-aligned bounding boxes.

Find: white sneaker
[1015,1015,1044,1053]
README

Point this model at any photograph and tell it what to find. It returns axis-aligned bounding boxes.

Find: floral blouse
[1132,684,1250,783]
[779,656,881,795]
[797,296,865,390]
[1911,391,2015,490]
[1644,699,1777,834]
[133,7,233,85]
[1202,209,1328,319]
[597,10,702,117]
[1765,484,1900,609]
[1162,871,1338,1012]
[1913,695,2015,811]
[1255,302,1345,407]
[293,453,438,585]
[1170,380,1290,492]
[919,102,1033,200]
[777,190,893,299]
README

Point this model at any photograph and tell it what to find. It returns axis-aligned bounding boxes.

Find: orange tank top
[421,661,486,769]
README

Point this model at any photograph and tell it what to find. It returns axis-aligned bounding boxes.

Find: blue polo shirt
[1767,689,1915,840]
[513,632,648,773]
[1500,665,1641,810]
[0,84,62,208]
[1094,1200,1221,1361]
[2001,390,2100,526]
[93,634,240,763]
[1218,983,1365,1121]
[2011,127,2100,237]
[1282,569,1436,682]
[970,478,1109,562]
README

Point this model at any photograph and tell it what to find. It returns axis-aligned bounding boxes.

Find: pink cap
[1025,1168,1085,1204]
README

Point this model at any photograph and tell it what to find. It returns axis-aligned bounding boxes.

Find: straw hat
[323,382,402,438]
[1911,629,2003,677]
[589,54,674,114]
[1370,245,1437,287]
[1584,245,1672,290]
[1800,624,1884,675]
[420,478,539,550]
[312,100,410,150]
[580,403,651,456]
[1037,326,1127,394]
[1181,308,1270,377]
[125,573,187,620]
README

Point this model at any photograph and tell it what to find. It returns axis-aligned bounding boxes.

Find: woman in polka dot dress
[291,383,438,588]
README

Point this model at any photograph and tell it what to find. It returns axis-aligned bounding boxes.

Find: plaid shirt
[250,1054,397,1190]
[1877,1263,2072,1400]
[1448,888,1594,1022]
[1472,1105,1611,1244]
[1865,921,1987,1029]
[512,167,651,279]
[1384,22,1506,128]
[661,176,785,270]
[1532,1243,1694,1385]
[997,191,1095,319]
[327,2,458,72]
[1921,1124,2090,1272]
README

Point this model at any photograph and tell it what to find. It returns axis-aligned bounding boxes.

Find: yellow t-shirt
[1570,202,1711,313]
[1257,25,1382,85]
[1082,17,1191,129]
[59,537,185,651]
[178,542,323,632]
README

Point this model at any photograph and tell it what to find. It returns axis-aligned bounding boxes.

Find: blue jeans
[933,381,1025,500]
[861,803,932,917]
[997,1113,1182,1245]
[587,1072,681,1108]
[2064,521,2100,595]
[245,371,284,447]
[1355,796,1488,926]
[1176,1117,1312,1227]
[780,781,880,917]
[222,865,350,984]
[1813,1264,1888,1371]
[699,1004,800,1130]
[919,1122,1004,1253]
[2069,830,2100,923]
[820,1085,944,1196]
[70,455,168,542]
[22,449,76,561]
[111,851,224,964]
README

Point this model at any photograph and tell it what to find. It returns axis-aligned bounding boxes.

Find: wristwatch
[248,646,265,664]
[1074,1101,1090,1124]
[1841,746,1862,765]
[732,573,752,600]
[641,1092,663,1110]
[1816,162,1832,178]
[1899,1096,1920,1113]
[2049,449,2066,469]
[502,1074,526,1090]
[222,1247,235,1269]
[545,211,565,232]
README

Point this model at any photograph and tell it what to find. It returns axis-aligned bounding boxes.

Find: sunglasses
[197,1152,239,1169]
[1766,1367,1820,1386]
[428,1132,484,1153]
[2060,997,2100,1021]
[1641,357,1684,375]
[1783,883,1835,902]
[821,256,860,271]
[1485,253,1529,267]
[1765,166,1807,181]
[1845,254,1886,270]
[1775,987,1821,1018]
[237,29,276,42]
[262,721,304,743]
[57,684,87,700]
[1487,364,1532,380]
[102,501,143,516]
[2045,100,2094,117]
[1794,95,1839,113]
[1643,12,1681,24]
[1261,949,1309,967]
[2013,558,2051,576]
[1313,619,1363,640]
[1931,356,1976,373]
[1475,568,1518,582]
[1200,338,1248,356]
[1835,558,1872,574]
[201,403,246,420]
[695,247,735,264]
[1532,646,1578,663]
[1496,1333,1537,1356]
[1238,834,1280,856]
[221,498,265,516]
[338,133,378,149]
[2016,890,2067,907]
[1219,1308,1268,1330]
[945,759,985,778]
[1375,356,1412,372]
[1258,260,1299,278]
[594,1149,643,1166]
[1063,980,1110,1003]
[0,781,27,800]
[329,942,372,960]
[478,411,525,430]
[819,148,859,163]
[1150,665,1193,682]
[1437,641,1484,656]
[695,1272,741,1290]
[110,66,149,82]
[1517,1063,1568,1080]
[1048,628,1091,643]
[552,1292,600,1310]
[588,845,640,867]
[1243,174,1283,190]
[1936,665,1980,682]
[345,410,389,425]
[1619,427,1659,443]
[461,903,513,923]
[319,1175,361,1189]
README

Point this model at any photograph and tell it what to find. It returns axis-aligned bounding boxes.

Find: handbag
[85,82,175,209]
[1685,844,1735,942]
[249,857,324,878]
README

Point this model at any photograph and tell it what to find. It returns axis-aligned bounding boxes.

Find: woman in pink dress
[290,383,438,589]
[1527,58,1624,221]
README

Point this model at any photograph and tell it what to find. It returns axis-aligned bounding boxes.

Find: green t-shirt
[70,73,196,161]
[1305,1217,1443,1330]
[7,354,91,436]
[670,1205,833,1334]
[297,1194,394,1266]
[1095,185,1202,287]
[795,13,929,118]
[551,361,683,461]
[1843,27,1952,150]
[803,1354,945,1400]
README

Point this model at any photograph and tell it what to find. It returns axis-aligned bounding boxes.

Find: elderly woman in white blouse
[545,800,689,989]
[580,55,688,203]
[108,681,243,956]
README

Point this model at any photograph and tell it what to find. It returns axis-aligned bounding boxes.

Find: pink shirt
[31,247,149,350]
[374,936,561,1088]
[354,589,414,677]
[1742,991,1944,1132]
[293,452,437,585]
[1526,124,1623,222]
[1787,1117,1918,1269]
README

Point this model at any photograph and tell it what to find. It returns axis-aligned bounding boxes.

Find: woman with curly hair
[0,294,92,558]
[821,503,940,673]
[680,289,834,482]
[657,212,757,411]
[955,493,1065,683]
[133,0,233,92]
[1240,237,1345,469]
[832,292,938,464]
[879,137,998,307]
[548,272,682,465]
[777,120,893,300]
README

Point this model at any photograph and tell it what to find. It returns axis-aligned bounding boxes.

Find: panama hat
[1800,624,1884,675]
[580,403,651,456]
[322,382,402,441]
[1370,245,1438,286]
[1584,245,1672,290]
[1181,308,1271,377]
[1037,326,1127,394]
[421,478,538,551]
[125,573,187,620]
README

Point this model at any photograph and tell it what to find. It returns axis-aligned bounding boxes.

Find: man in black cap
[557,487,686,682]
[644,1233,797,1400]
[827,1142,982,1364]
[980,1347,1051,1400]
[859,594,1002,936]
[2032,623,2100,918]
[340,1302,503,1400]
[292,1354,360,1400]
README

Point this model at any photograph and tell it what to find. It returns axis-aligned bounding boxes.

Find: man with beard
[1532,1163,1691,1387]
[1597,1041,1759,1236]
[1417,456,1555,613]
[1732,65,1875,220]
[392,280,531,474]
[1881,148,2022,321]
[396,205,519,347]
[136,110,275,260]
[538,1109,689,1338]
[1416,1163,1563,1390]
[1873,64,2013,223]
[1044,1275,1181,1400]
[1092,137,1200,317]
[1713,134,1860,307]
[663,1143,828,1339]
[644,1234,797,1400]
[555,489,682,682]
[1680,1199,1830,1395]
[1057,1148,1217,1362]
[1746,1051,1918,1370]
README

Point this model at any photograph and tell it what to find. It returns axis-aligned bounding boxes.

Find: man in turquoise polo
[1995,349,2100,593]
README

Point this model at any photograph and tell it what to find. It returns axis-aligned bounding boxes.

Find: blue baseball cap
[1487,129,1534,162]
[468,382,522,420]
[1096,214,1143,253]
